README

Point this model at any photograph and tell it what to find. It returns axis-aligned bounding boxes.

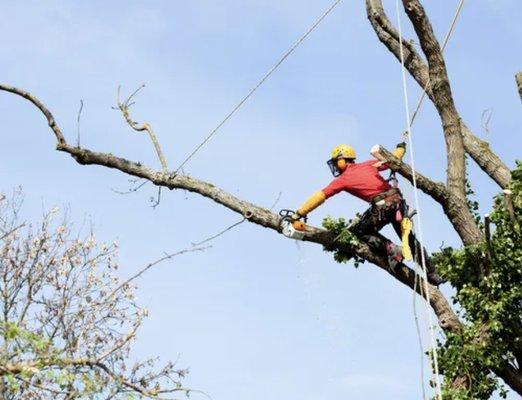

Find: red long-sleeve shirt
[322,159,391,203]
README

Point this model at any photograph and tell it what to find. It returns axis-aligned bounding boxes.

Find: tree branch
[365,0,511,189]
[401,0,484,245]
[0,83,461,336]
[366,0,430,90]
[378,146,448,203]
[0,84,66,146]
[401,0,464,193]
[116,85,169,172]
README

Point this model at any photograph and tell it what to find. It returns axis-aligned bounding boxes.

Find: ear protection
[336,158,347,171]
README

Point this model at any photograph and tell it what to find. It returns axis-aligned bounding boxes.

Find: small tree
[0,190,193,399]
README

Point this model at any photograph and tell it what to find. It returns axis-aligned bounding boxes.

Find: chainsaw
[279,209,310,240]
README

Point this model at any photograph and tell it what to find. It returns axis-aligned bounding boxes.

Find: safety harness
[370,184,415,261]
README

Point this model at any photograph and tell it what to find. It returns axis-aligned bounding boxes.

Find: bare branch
[107,246,209,300]
[111,179,149,195]
[0,83,461,338]
[481,108,493,141]
[401,0,465,195]
[378,146,448,203]
[366,0,430,90]
[76,99,84,148]
[191,219,245,247]
[0,83,66,145]
[116,86,169,172]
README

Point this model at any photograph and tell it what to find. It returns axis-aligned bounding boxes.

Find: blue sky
[1,1,521,399]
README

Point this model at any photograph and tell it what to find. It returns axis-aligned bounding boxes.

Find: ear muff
[336,158,347,171]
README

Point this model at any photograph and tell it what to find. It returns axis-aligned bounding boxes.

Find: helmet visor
[327,159,341,177]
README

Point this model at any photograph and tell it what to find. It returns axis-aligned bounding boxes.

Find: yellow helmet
[327,144,356,177]
[330,144,356,160]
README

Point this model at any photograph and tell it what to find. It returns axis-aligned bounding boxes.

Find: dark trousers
[351,196,436,274]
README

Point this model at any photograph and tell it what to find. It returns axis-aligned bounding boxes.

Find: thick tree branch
[366,0,430,91]
[401,0,483,245]
[365,0,511,189]
[494,364,522,398]
[402,0,465,196]
[378,147,448,203]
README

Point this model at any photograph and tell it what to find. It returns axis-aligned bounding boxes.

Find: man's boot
[426,259,445,286]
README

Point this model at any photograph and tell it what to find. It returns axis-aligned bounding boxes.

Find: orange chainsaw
[279,209,309,240]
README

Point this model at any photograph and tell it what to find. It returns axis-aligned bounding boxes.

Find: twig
[111,180,149,195]
[191,219,246,247]
[116,85,169,172]
[76,99,84,147]
[269,191,282,211]
[0,223,25,241]
[150,187,162,209]
[106,247,209,300]
[481,108,493,142]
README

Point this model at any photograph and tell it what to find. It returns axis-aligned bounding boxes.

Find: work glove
[370,144,381,155]
[291,211,304,221]
[291,211,308,231]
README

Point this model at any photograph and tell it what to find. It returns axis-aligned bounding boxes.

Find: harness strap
[371,188,402,205]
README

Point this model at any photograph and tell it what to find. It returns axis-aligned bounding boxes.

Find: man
[292,142,444,286]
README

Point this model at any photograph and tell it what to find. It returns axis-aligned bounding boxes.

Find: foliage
[0,190,190,399]
[433,161,522,400]
[322,216,366,267]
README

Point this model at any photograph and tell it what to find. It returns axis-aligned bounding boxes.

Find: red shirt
[322,159,391,203]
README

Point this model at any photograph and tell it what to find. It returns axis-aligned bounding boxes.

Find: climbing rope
[398,0,464,399]
[394,1,466,398]
[175,0,343,174]
[395,1,448,399]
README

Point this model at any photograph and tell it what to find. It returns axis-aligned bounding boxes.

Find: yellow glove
[392,142,407,160]
[297,191,326,217]
[401,217,413,261]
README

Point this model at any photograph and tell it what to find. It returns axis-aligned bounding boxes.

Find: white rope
[412,265,427,399]
[175,0,343,174]
[394,1,443,399]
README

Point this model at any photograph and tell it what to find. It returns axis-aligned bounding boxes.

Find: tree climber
[292,143,445,286]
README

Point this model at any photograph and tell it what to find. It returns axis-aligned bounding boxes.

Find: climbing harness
[175,0,343,174]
